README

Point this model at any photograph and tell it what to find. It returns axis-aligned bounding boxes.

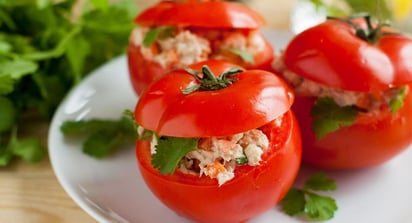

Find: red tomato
[135,1,265,29]
[136,112,301,223]
[134,60,301,222]
[293,91,412,169]
[281,16,412,169]
[127,1,274,95]
[135,60,294,137]
[283,17,412,92]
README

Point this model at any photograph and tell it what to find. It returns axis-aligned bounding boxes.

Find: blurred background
[133,0,412,33]
[133,0,297,30]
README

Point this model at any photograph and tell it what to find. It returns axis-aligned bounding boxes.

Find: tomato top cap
[283,16,412,92]
[135,60,294,137]
[135,1,265,29]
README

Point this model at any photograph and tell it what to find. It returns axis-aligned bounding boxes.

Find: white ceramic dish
[49,31,412,223]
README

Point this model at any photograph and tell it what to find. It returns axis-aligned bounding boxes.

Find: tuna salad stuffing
[130,26,266,68]
[146,127,271,186]
[273,58,408,113]
[179,129,269,186]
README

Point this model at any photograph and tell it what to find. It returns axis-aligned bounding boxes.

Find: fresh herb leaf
[304,172,337,191]
[143,26,175,47]
[0,58,38,79]
[0,75,13,95]
[0,0,136,165]
[310,0,393,20]
[0,128,45,166]
[311,97,358,139]
[281,188,306,216]
[90,0,109,10]
[124,109,155,141]
[309,0,323,9]
[304,193,338,220]
[281,173,338,221]
[389,86,407,114]
[60,113,137,158]
[65,33,91,83]
[0,145,13,166]
[225,47,255,64]
[235,155,248,165]
[0,96,15,132]
[9,136,45,163]
[152,137,199,174]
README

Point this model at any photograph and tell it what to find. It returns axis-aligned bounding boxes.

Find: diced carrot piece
[204,161,226,178]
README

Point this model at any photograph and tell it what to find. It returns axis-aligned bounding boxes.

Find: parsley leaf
[0,128,45,166]
[311,97,358,139]
[304,172,337,191]
[0,96,15,133]
[307,0,392,19]
[143,26,175,47]
[152,137,199,174]
[0,0,137,165]
[281,188,306,216]
[281,173,338,221]
[304,193,338,220]
[225,47,255,64]
[389,86,407,114]
[60,113,137,158]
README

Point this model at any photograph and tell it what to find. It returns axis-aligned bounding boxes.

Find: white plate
[49,31,412,223]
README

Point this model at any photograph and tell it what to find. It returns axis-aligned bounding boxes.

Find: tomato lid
[135,60,294,137]
[283,18,412,92]
[135,1,265,29]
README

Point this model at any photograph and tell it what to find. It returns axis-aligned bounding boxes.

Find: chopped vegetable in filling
[130,27,264,68]
[273,58,408,113]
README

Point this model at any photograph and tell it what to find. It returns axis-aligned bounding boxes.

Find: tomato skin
[135,111,302,223]
[134,60,294,138]
[127,42,167,94]
[135,1,265,29]
[293,87,412,169]
[283,18,412,92]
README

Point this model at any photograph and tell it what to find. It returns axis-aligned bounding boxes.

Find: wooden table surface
[0,1,295,222]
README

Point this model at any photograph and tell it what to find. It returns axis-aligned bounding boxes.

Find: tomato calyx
[182,65,242,94]
[328,13,394,44]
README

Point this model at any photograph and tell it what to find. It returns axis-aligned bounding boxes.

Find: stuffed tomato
[274,15,412,169]
[134,60,301,223]
[127,0,274,94]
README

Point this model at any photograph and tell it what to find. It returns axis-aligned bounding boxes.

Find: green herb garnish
[0,128,44,166]
[152,137,199,174]
[389,86,407,114]
[281,173,338,221]
[0,0,137,165]
[311,97,358,139]
[235,155,248,165]
[225,47,255,64]
[143,26,175,47]
[60,112,137,158]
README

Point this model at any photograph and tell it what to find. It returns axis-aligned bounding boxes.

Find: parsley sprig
[281,173,338,221]
[143,26,175,47]
[311,97,358,139]
[0,0,137,165]
[152,137,199,174]
[389,86,407,113]
[60,111,137,158]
